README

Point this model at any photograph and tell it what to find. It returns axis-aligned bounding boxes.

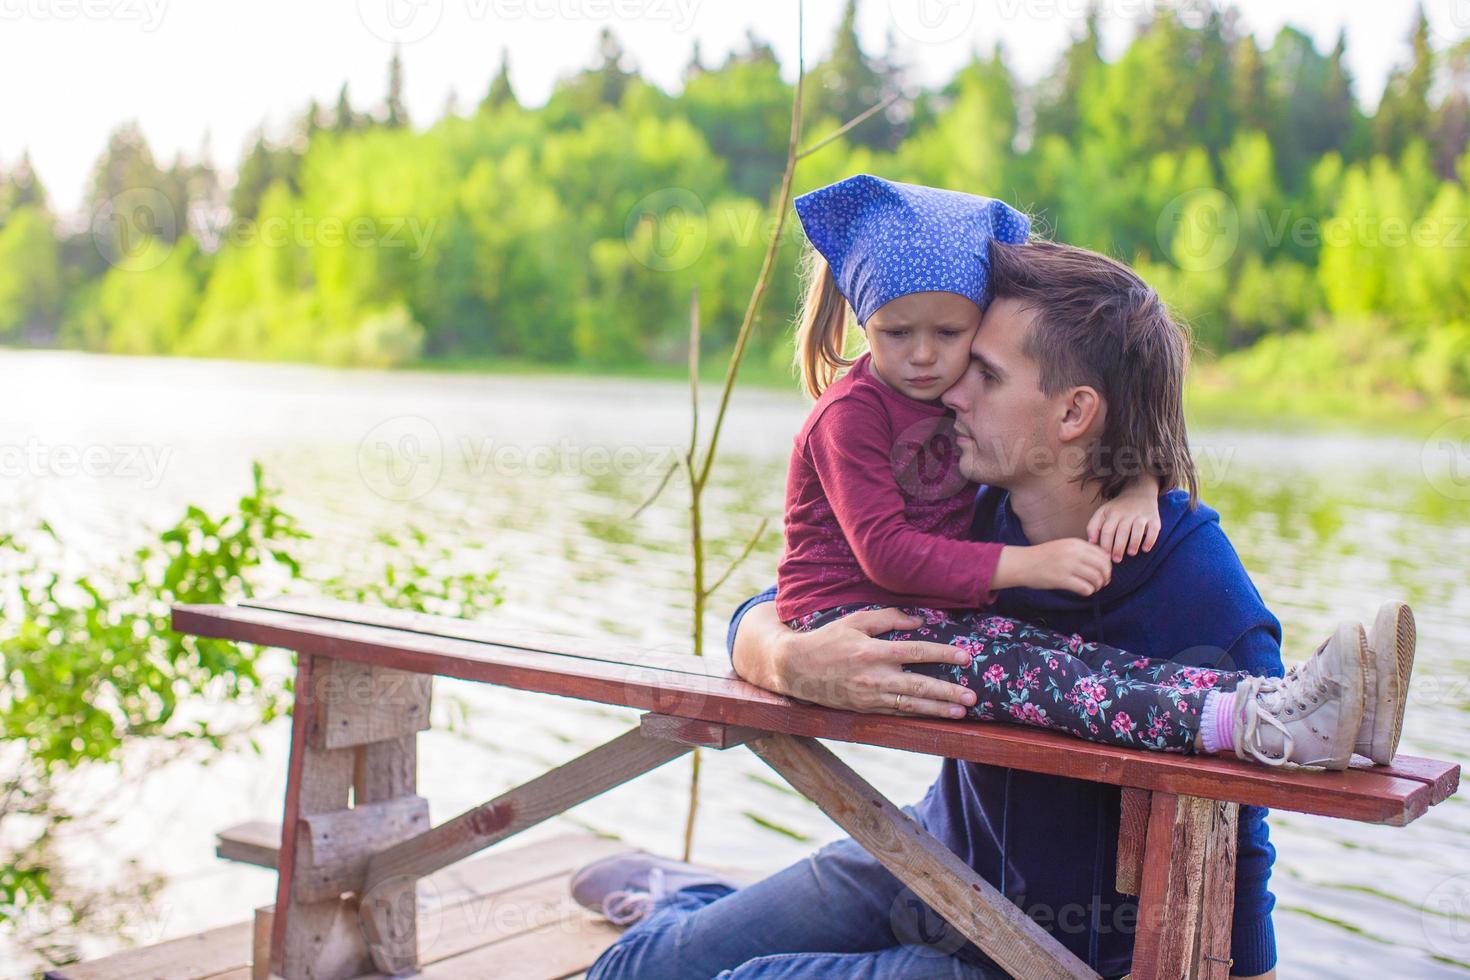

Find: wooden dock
[47,831,632,980]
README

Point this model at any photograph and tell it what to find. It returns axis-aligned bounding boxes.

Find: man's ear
[1058,386,1103,442]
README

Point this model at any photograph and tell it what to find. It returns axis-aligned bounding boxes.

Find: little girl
[776,174,1415,769]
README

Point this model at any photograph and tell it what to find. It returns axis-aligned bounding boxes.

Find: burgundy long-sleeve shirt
[775,353,1004,623]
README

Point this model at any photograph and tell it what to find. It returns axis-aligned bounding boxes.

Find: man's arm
[725,588,978,718]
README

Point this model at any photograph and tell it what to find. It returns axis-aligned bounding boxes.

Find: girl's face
[862,291,982,402]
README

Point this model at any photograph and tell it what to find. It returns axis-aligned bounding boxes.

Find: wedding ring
[894,692,904,712]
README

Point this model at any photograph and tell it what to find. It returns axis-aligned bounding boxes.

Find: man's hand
[992,539,1113,596]
[730,603,978,719]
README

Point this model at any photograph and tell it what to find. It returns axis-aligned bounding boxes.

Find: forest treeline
[1,2,1469,405]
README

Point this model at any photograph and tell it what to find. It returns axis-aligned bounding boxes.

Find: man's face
[941,296,1055,487]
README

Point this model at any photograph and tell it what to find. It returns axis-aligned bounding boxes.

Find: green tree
[332,82,367,133]
[0,206,62,342]
[805,0,902,150]
[481,48,518,111]
[545,28,640,125]
[1033,4,1102,144]
[1374,6,1434,159]
[678,45,793,200]
[385,46,410,128]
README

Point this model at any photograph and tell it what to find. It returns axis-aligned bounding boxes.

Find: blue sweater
[727,487,1283,977]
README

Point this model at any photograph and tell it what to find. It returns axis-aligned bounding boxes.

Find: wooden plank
[1115,787,1150,896]
[239,595,731,679]
[54,833,632,980]
[45,922,254,980]
[364,727,690,892]
[351,733,423,974]
[308,660,431,750]
[356,735,417,805]
[412,910,619,979]
[217,822,281,870]
[295,796,431,903]
[639,712,766,749]
[1353,754,1462,804]
[171,602,1447,826]
[1196,800,1240,980]
[748,733,1098,980]
[1131,794,1239,980]
[251,906,272,980]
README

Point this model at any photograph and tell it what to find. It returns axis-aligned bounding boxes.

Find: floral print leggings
[791,604,1250,753]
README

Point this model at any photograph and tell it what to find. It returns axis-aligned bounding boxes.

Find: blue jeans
[584,808,1007,980]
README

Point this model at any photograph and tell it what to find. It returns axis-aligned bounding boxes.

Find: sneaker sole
[1332,622,1369,770]
[1370,601,1416,764]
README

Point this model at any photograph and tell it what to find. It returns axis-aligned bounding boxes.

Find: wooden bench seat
[173,596,1457,826]
[164,597,1459,980]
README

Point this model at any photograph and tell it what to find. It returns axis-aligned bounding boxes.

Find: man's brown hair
[988,238,1199,505]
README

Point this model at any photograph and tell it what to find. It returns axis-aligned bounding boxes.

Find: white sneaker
[1234,622,1366,770]
[1355,601,1416,766]
[570,851,741,926]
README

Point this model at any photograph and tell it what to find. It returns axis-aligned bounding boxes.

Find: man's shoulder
[1151,492,1248,580]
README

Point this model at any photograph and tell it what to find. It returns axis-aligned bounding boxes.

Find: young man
[575,240,1282,979]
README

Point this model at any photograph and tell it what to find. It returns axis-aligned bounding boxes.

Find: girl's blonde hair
[793,246,856,399]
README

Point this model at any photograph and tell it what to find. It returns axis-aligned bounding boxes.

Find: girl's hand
[992,540,1113,596]
[1087,485,1162,562]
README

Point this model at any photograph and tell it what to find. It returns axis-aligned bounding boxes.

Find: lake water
[1,348,1467,977]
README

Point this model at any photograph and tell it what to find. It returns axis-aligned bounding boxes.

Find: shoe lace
[600,867,669,926]
[1234,675,1295,767]
[1270,636,1333,716]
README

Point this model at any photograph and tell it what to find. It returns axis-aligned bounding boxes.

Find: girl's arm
[804,398,1004,606]
[808,398,1112,601]
[1086,473,1163,562]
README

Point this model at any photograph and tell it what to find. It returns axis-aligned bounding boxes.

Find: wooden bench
[145,596,1456,980]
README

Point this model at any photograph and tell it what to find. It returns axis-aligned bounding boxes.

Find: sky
[1,0,1466,217]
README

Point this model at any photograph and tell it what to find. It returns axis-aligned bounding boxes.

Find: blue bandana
[793,174,1030,325]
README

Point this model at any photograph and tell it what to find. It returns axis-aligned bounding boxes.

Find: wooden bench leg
[271,655,432,979]
[1131,793,1239,980]
[271,654,373,979]
[1116,787,1151,897]
[747,733,1098,980]
[354,735,425,975]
